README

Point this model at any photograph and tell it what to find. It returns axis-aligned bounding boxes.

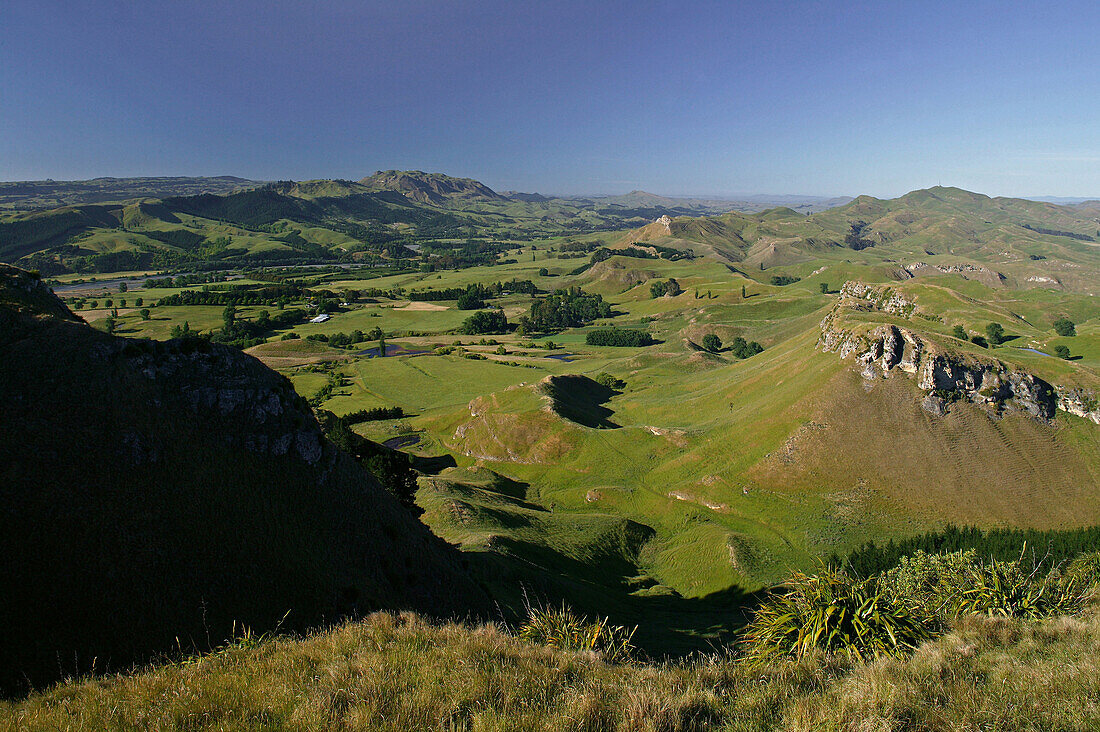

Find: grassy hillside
[38,232,1096,661]
[0,171,853,275]
[627,185,1100,294]
[6,180,1097,688]
[6,608,1100,730]
[0,264,488,694]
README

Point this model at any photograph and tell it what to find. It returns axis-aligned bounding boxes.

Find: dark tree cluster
[145,272,232,288]
[585,328,654,347]
[769,275,800,286]
[729,336,764,358]
[559,239,602,253]
[209,306,307,348]
[341,406,405,425]
[460,309,509,335]
[407,279,538,304]
[524,287,612,332]
[1021,223,1095,242]
[157,284,304,307]
[1053,317,1076,337]
[321,414,420,516]
[844,220,875,250]
[650,278,683,298]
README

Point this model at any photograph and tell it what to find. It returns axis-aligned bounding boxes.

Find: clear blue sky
[3,0,1100,198]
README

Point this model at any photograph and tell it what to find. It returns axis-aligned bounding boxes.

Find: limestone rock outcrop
[819,281,1097,423]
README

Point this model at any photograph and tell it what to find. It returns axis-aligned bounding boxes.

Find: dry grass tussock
[5,609,1100,731]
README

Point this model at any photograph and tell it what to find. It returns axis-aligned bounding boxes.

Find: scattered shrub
[1053,317,1076,336]
[594,372,625,390]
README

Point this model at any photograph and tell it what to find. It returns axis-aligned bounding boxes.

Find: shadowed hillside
[0,264,488,694]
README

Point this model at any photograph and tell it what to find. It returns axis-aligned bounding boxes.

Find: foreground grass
[6,610,1100,731]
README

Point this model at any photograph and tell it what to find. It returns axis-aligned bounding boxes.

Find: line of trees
[585,328,654,347]
[837,523,1100,577]
[156,285,304,307]
[341,406,405,424]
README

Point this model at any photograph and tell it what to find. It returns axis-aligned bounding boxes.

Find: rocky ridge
[819,281,1100,424]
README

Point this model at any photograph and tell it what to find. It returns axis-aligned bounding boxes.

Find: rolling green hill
[0,172,852,276]
[4,178,1099,688]
[626,185,1100,293]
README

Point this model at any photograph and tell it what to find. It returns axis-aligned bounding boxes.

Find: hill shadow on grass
[464,546,761,657]
[539,374,620,429]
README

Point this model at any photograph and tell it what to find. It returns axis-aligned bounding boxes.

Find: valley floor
[6,609,1100,731]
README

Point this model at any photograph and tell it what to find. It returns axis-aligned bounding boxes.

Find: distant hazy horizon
[5,0,1100,199]
[6,172,1100,205]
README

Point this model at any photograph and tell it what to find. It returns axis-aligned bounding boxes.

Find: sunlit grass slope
[7,609,1100,731]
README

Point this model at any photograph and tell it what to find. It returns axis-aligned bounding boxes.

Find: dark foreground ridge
[0,264,489,695]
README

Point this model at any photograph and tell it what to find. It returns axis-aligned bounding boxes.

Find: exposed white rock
[819,280,1097,423]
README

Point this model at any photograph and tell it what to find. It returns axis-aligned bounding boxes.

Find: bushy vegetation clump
[985,321,1006,346]
[880,549,1086,621]
[594,372,626,390]
[739,565,934,665]
[1060,550,1100,595]
[518,605,637,663]
[742,548,1099,666]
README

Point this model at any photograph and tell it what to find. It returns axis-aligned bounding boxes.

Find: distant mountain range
[0,176,257,210]
[0,171,848,215]
[2,172,1099,292]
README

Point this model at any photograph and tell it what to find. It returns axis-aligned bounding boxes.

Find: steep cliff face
[0,265,489,693]
[819,281,1098,424]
